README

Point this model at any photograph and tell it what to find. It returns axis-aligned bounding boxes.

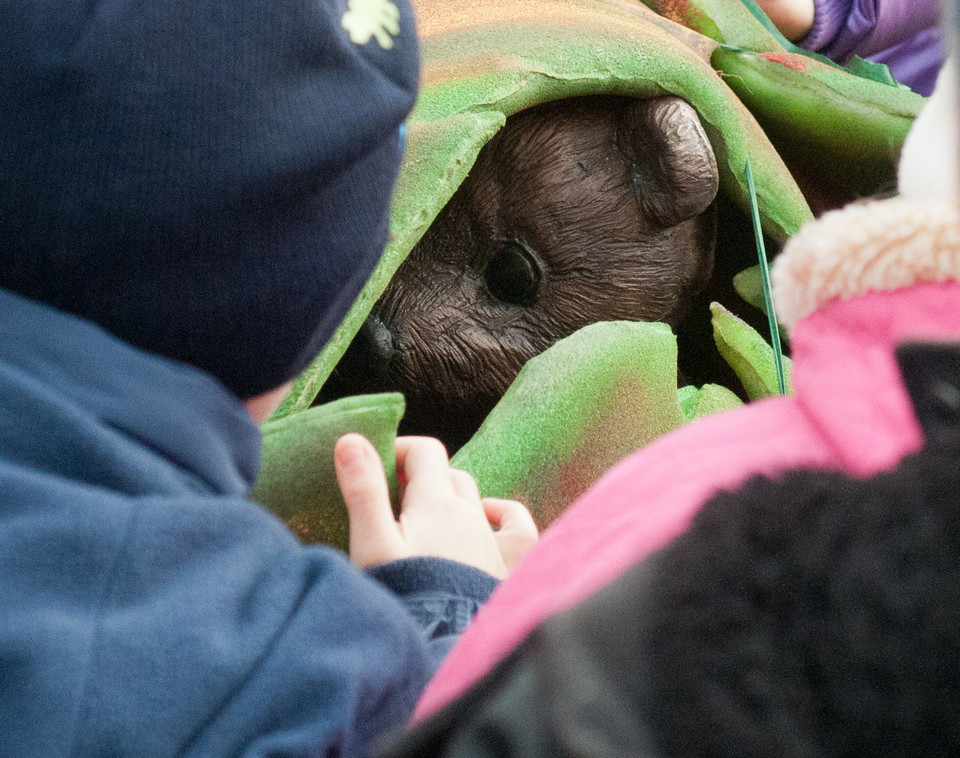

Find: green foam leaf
[679,382,743,420]
[451,321,686,527]
[711,45,923,198]
[733,264,764,311]
[252,393,405,550]
[711,301,792,400]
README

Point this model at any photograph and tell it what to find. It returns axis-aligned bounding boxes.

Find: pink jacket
[415,197,960,720]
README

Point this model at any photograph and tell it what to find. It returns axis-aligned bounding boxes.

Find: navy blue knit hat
[0,0,419,399]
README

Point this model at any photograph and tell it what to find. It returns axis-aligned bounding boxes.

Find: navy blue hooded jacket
[0,287,496,756]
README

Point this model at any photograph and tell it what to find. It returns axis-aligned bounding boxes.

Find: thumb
[334,433,403,566]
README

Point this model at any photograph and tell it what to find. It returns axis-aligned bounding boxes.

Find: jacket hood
[0,288,259,497]
[773,198,960,330]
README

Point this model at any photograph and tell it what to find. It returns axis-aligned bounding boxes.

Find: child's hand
[754,0,815,41]
[334,433,538,578]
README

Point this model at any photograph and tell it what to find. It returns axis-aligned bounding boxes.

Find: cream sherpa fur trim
[771,198,960,331]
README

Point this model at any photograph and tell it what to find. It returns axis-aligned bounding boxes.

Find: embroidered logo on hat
[342,0,401,48]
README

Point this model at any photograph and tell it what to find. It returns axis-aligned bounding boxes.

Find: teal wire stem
[744,158,787,395]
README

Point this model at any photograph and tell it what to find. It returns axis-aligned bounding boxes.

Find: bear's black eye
[484,242,542,306]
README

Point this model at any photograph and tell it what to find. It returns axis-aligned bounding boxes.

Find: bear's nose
[355,315,396,363]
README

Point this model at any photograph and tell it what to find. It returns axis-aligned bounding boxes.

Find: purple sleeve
[801,0,941,62]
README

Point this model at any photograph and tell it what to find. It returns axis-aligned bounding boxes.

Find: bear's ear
[617,97,719,229]
[896,341,960,443]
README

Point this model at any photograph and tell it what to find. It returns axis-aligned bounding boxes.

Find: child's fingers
[482,497,534,529]
[450,468,483,504]
[394,436,457,505]
[334,433,403,566]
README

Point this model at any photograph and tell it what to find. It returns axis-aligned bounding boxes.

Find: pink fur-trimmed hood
[772,198,960,330]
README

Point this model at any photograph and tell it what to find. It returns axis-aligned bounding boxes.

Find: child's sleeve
[58,494,497,757]
[800,0,940,62]
[367,557,499,665]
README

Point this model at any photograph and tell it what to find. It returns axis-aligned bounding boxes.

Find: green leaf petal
[732,264,765,311]
[711,301,792,399]
[252,393,405,550]
[711,46,923,198]
[451,321,686,528]
[679,382,744,420]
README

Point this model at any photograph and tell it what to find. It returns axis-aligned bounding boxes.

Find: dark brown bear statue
[317,95,720,451]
